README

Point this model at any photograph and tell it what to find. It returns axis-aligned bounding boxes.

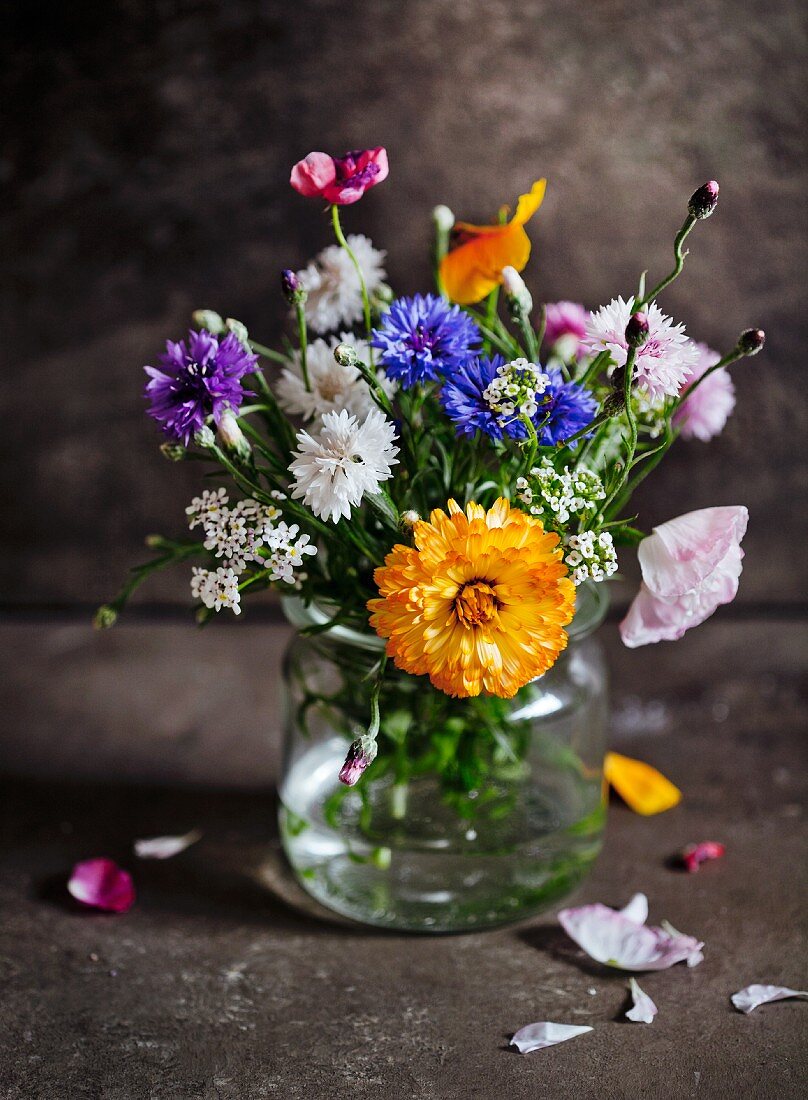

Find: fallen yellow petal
[604,751,682,815]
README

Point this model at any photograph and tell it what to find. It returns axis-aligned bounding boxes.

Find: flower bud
[738,328,765,356]
[338,736,378,787]
[93,605,118,630]
[625,311,650,349]
[194,425,216,449]
[159,442,187,462]
[280,269,307,306]
[400,509,421,530]
[373,282,395,306]
[225,317,250,348]
[432,205,455,233]
[217,409,251,460]
[501,265,533,314]
[688,180,719,220]
[334,342,359,367]
[192,309,225,334]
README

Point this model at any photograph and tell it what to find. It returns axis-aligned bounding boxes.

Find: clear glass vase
[278,582,609,933]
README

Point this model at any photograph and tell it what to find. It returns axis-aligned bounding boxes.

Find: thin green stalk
[556,410,611,449]
[249,340,289,365]
[638,214,697,307]
[598,347,639,518]
[671,346,745,409]
[576,349,613,389]
[331,204,374,363]
[97,541,203,623]
[294,302,310,391]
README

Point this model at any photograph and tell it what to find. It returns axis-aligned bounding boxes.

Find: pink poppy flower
[67,858,135,913]
[290,148,389,205]
[673,342,736,442]
[620,506,748,648]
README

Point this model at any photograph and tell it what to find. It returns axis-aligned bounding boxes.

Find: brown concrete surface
[0,617,806,1097]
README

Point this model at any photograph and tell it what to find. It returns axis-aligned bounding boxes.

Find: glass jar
[278,582,609,933]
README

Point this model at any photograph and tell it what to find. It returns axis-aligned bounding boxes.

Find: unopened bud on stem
[192,309,225,334]
[334,342,359,367]
[160,442,187,462]
[218,409,251,460]
[501,265,533,314]
[93,605,118,630]
[625,311,650,349]
[688,180,719,220]
[225,318,250,348]
[280,269,307,306]
[432,205,455,234]
[339,735,378,787]
[737,328,765,356]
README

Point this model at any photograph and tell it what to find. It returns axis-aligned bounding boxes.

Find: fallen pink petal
[67,858,135,913]
[626,977,658,1023]
[134,829,202,860]
[511,1022,593,1054]
[731,984,808,1014]
[681,840,725,873]
[558,894,704,971]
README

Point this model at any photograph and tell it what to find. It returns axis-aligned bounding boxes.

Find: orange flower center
[454,581,499,628]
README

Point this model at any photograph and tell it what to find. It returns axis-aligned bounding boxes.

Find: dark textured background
[1,0,806,611]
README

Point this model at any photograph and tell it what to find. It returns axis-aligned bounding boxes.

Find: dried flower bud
[159,442,187,462]
[339,736,378,787]
[501,265,534,314]
[688,180,719,220]
[625,311,650,349]
[192,309,225,334]
[280,269,307,306]
[738,328,765,356]
[217,409,251,460]
[334,342,359,367]
[93,605,118,630]
[432,204,455,233]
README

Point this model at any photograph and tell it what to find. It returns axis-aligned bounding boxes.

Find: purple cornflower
[144,330,257,446]
[534,367,598,446]
[371,294,480,388]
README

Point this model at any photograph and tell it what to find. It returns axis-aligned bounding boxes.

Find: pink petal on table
[681,841,725,873]
[511,1022,593,1054]
[67,858,135,913]
[731,984,808,1014]
[134,829,202,860]
[626,977,658,1023]
[559,897,704,971]
[660,920,704,967]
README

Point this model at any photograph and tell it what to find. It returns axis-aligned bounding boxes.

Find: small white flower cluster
[634,391,667,439]
[296,235,387,335]
[482,357,550,426]
[516,458,606,525]
[186,489,316,614]
[564,530,618,586]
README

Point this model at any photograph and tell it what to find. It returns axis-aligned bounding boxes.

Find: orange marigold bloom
[440,179,546,305]
[368,497,575,698]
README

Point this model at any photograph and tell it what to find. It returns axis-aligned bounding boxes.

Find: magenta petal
[68,858,135,913]
[290,152,336,197]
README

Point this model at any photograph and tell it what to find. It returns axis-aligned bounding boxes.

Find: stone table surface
[0,615,806,1099]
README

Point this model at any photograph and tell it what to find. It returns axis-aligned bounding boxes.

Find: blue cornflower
[535,366,598,446]
[371,294,480,388]
[144,330,257,446]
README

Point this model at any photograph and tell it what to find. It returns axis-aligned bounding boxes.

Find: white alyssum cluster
[276,334,395,421]
[288,408,399,523]
[483,358,550,426]
[186,490,316,614]
[516,458,606,525]
[296,235,387,334]
[564,530,618,586]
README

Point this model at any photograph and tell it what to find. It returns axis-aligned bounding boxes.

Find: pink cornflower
[583,295,699,404]
[290,148,389,205]
[543,301,589,355]
[674,342,736,441]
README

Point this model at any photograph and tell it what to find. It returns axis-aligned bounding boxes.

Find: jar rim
[281,579,610,651]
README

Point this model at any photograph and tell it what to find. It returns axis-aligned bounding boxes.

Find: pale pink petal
[559,899,705,971]
[290,152,336,197]
[660,920,705,967]
[619,892,649,925]
[134,829,202,860]
[639,507,748,602]
[626,977,658,1023]
[511,1022,593,1054]
[731,984,808,1014]
[68,858,135,913]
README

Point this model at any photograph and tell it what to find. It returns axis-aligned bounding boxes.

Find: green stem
[331,204,374,363]
[576,349,613,389]
[671,345,745,410]
[638,214,697,307]
[249,340,289,365]
[294,302,310,391]
[556,410,611,449]
[598,347,639,518]
[100,542,203,620]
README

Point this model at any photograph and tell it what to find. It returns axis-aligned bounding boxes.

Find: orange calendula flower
[604,752,682,815]
[368,497,575,698]
[440,179,547,305]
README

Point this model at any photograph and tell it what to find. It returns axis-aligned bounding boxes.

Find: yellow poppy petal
[512,178,547,226]
[604,751,682,815]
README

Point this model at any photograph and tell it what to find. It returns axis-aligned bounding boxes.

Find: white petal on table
[625,977,658,1023]
[133,829,203,860]
[731,984,808,1014]
[619,893,649,925]
[511,1022,593,1054]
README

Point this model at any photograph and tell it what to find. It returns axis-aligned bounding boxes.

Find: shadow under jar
[279,581,609,933]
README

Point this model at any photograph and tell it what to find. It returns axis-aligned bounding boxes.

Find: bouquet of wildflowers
[99,147,763,799]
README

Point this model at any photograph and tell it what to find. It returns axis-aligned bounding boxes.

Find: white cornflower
[191,566,242,614]
[186,488,229,529]
[482,357,550,428]
[565,530,618,586]
[583,295,699,404]
[296,235,387,334]
[288,408,399,523]
[516,458,605,526]
[276,333,395,421]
